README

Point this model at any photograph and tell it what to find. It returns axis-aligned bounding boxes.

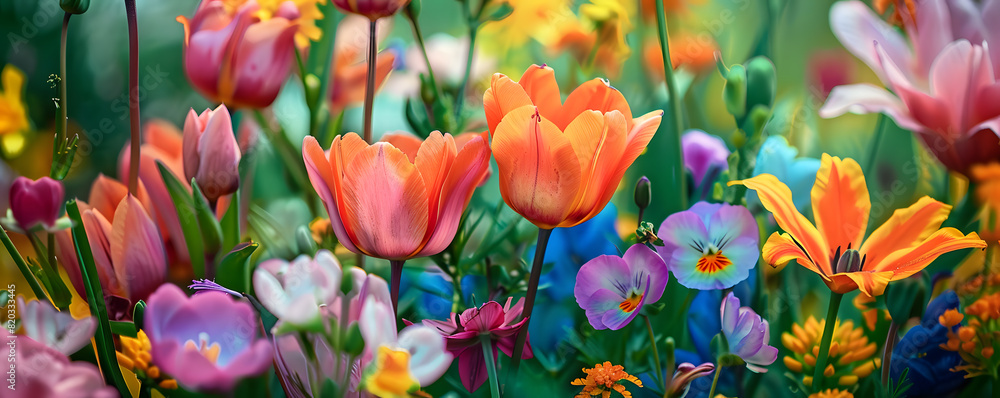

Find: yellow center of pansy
[364,346,420,398]
[619,292,643,313]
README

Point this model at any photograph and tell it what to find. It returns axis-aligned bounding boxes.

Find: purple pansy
[574,244,669,330]
[720,292,777,373]
[657,201,759,290]
[682,130,730,192]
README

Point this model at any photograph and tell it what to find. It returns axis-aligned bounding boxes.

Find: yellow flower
[117,331,178,390]
[480,0,571,50]
[220,0,326,47]
[363,346,420,398]
[852,294,890,331]
[809,389,854,398]
[0,64,29,136]
[571,361,643,398]
[781,317,880,387]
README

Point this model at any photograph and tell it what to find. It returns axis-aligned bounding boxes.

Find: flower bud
[722,64,747,119]
[60,0,89,14]
[10,176,64,230]
[332,0,412,20]
[183,104,242,202]
[745,56,777,111]
[634,176,651,211]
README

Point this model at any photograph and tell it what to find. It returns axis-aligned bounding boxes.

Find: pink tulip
[17,296,96,355]
[183,104,242,202]
[3,329,116,398]
[178,0,298,109]
[9,176,63,230]
[820,0,1000,175]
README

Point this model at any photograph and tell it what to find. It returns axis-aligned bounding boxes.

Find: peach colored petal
[110,196,167,302]
[562,110,627,226]
[81,208,124,297]
[516,65,564,122]
[342,143,429,260]
[483,74,535,135]
[615,110,662,177]
[414,132,458,238]
[560,78,633,130]
[303,135,358,254]
[417,134,492,256]
[381,133,423,163]
[860,196,951,266]
[761,232,830,281]
[491,106,581,229]
[810,154,870,253]
[829,271,894,296]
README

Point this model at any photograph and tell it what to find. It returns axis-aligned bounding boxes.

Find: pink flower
[422,298,532,392]
[253,250,343,330]
[145,284,273,392]
[358,300,452,396]
[668,362,715,397]
[178,0,298,109]
[820,0,1000,175]
[182,104,242,202]
[3,329,117,398]
[9,176,63,230]
[17,296,96,355]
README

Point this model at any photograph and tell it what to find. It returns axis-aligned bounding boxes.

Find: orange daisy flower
[571,361,643,398]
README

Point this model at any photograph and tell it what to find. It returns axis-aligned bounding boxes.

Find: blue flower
[746,136,819,216]
[890,290,967,396]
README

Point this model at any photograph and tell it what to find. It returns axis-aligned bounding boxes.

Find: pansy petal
[622,244,669,303]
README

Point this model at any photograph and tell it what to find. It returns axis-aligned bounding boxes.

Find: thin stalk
[407,15,442,101]
[454,0,479,119]
[504,228,553,394]
[390,259,405,319]
[54,13,70,161]
[249,110,311,194]
[0,226,48,301]
[866,114,888,173]
[482,335,501,398]
[881,320,900,387]
[812,292,844,390]
[310,11,341,138]
[362,20,377,143]
[653,0,687,213]
[644,314,664,390]
[707,364,722,398]
[46,232,56,278]
[125,0,141,195]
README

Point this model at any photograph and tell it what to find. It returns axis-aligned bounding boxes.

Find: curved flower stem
[881,320,899,387]
[362,20,377,144]
[643,314,665,390]
[390,259,405,319]
[812,292,844,390]
[707,363,722,398]
[53,12,70,173]
[865,114,888,173]
[0,226,47,302]
[504,227,553,394]
[653,0,687,214]
[454,0,481,120]
[482,335,501,398]
[406,15,442,102]
[124,0,141,196]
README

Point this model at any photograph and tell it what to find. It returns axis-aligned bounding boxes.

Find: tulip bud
[634,176,651,211]
[60,0,89,14]
[722,64,747,119]
[10,176,64,230]
[404,0,421,20]
[332,0,412,20]
[745,56,777,111]
[182,105,242,203]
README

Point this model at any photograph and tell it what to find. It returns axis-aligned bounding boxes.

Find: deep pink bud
[332,0,411,20]
[10,176,64,230]
[183,104,242,202]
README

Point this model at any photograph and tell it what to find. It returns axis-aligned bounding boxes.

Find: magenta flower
[820,0,1000,175]
[9,176,63,230]
[574,244,669,330]
[3,329,116,398]
[682,130,730,189]
[17,296,96,355]
[422,298,532,392]
[720,292,777,373]
[144,284,273,392]
[657,202,759,290]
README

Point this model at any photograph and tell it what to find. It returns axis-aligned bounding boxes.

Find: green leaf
[0,225,48,301]
[480,1,513,22]
[404,97,433,138]
[215,242,258,292]
[109,321,137,338]
[132,300,145,335]
[192,180,223,256]
[221,189,241,254]
[157,161,206,279]
[66,200,130,397]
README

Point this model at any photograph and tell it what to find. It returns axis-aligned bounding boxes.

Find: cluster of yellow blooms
[571,361,643,398]
[116,331,179,390]
[781,317,880,387]
[939,293,1000,378]
[808,389,855,398]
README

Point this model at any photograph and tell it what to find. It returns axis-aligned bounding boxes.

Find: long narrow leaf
[192,180,223,256]
[221,190,241,254]
[157,161,206,279]
[215,242,258,292]
[66,200,129,397]
[0,225,48,301]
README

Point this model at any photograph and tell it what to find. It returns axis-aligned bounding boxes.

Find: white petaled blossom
[17,296,97,355]
[253,249,342,331]
[358,300,453,397]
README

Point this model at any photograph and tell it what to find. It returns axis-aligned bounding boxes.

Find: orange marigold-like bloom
[940,293,1000,378]
[809,389,854,398]
[571,361,643,398]
[781,317,880,387]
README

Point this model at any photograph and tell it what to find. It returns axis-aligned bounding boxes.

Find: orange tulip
[329,45,396,115]
[732,154,986,297]
[483,65,662,229]
[302,131,491,260]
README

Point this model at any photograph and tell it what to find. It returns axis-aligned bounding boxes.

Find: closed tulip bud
[10,176,64,230]
[404,0,421,19]
[332,0,412,20]
[745,56,776,111]
[183,104,242,202]
[60,0,89,14]
[634,176,651,211]
[723,64,747,119]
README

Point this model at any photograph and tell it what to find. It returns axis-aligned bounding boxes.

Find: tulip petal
[229,18,298,108]
[457,347,488,392]
[81,208,125,297]
[731,174,831,273]
[381,133,423,163]
[417,134,491,257]
[183,108,205,183]
[516,65,563,121]
[830,271,895,297]
[483,74,535,134]
[360,300,398,361]
[561,78,633,130]
[616,110,662,178]
[110,195,167,302]
[342,143,429,260]
[818,84,925,132]
[874,43,952,133]
[829,0,914,85]
[397,325,453,386]
[861,196,951,267]
[414,132,457,235]
[195,105,241,201]
[561,110,628,226]
[760,232,829,280]
[303,135,359,254]
[491,106,581,229]
[877,228,986,280]
[930,40,994,134]
[811,154,870,252]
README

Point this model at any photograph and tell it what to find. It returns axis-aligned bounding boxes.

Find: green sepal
[60,0,90,14]
[745,56,777,112]
[480,1,514,23]
[343,322,365,357]
[215,242,258,292]
[722,64,747,119]
[192,180,224,255]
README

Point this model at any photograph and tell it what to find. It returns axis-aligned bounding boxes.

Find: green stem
[124,0,141,196]
[362,20,377,143]
[653,0,687,214]
[310,10,341,138]
[0,226,48,302]
[482,335,501,398]
[812,292,844,391]
[707,364,722,398]
[504,227,553,395]
[644,314,664,390]
[865,114,888,173]
[454,0,479,119]
[390,259,404,319]
[250,110,311,194]
[53,12,70,169]
[406,15,442,101]
[881,320,899,387]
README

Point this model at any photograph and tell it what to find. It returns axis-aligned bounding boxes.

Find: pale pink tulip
[183,104,242,202]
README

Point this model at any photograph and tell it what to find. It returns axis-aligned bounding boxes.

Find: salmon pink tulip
[302,131,491,260]
[483,65,661,228]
